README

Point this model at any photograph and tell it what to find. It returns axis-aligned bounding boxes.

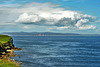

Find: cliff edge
[0,35,14,54]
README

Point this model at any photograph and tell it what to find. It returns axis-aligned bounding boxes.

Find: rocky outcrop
[0,38,14,54]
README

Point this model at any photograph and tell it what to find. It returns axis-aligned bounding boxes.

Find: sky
[0,0,100,34]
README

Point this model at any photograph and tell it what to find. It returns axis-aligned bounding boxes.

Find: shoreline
[0,35,23,67]
[0,47,23,67]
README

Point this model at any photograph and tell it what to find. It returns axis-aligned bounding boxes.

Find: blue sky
[0,0,100,34]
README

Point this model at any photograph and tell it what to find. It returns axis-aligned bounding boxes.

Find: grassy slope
[0,59,20,67]
[0,35,12,43]
[0,35,20,67]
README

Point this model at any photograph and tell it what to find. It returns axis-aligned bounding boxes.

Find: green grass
[0,59,20,67]
[0,35,12,43]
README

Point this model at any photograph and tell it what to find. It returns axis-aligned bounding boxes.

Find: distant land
[0,32,100,36]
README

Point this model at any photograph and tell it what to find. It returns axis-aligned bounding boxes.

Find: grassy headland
[0,35,12,43]
[0,35,21,67]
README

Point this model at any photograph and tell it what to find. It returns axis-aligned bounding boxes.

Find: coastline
[0,35,22,67]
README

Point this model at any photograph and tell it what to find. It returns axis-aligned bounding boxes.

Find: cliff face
[0,37,14,54]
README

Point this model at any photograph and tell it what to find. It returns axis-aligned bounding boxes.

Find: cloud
[78,25,96,30]
[15,2,97,30]
[47,26,70,31]
[23,25,30,29]
[75,19,96,30]
[0,2,98,31]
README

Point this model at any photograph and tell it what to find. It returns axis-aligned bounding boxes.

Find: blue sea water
[11,35,100,67]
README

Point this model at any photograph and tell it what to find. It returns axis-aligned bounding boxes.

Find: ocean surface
[10,35,100,67]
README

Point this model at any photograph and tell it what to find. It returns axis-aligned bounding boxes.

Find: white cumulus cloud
[14,2,97,30]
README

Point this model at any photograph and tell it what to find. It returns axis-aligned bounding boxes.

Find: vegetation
[0,59,20,67]
[0,35,12,43]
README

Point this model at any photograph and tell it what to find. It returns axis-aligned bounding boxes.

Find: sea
[9,35,100,67]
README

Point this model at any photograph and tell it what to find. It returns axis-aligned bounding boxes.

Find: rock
[0,35,15,55]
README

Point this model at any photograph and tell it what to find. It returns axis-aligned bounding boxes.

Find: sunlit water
[10,36,100,67]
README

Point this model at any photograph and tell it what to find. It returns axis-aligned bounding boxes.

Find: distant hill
[1,32,100,36]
